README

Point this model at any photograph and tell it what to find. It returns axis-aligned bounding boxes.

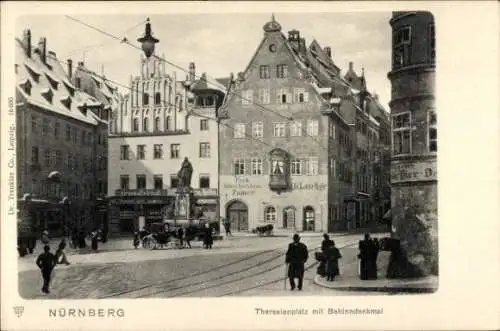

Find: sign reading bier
[391,160,437,184]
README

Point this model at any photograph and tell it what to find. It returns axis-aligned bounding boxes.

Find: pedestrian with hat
[285,234,309,291]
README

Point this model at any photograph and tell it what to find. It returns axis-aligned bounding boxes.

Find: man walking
[224,219,232,236]
[36,245,57,294]
[285,234,309,291]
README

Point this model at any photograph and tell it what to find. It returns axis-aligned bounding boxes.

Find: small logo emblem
[13,306,24,318]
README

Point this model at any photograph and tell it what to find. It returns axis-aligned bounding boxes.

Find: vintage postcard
[1,1,499,331]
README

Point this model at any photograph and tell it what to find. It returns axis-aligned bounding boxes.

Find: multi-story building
[388,11,437,276]
[218,16,390,233]
[71,61,121,234]
[15,30,109,234]
[107,20,229,233]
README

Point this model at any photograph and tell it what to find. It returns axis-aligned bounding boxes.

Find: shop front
[219,175,329,232]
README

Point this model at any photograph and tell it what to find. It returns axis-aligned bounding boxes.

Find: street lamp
[137,18,159,58]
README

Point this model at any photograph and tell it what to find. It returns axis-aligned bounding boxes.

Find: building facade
[16,30,109,234]
[388,11,437,276]
[107,21,228,233]
[218,16,391,233]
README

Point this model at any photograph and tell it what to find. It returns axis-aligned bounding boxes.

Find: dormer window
[45,73,59,90]
[78,103,88,115]
[41,88,53,103]
[63,80,75,96]
[60,96,72,109]
[24,63,40,83]
[19,79,32,95]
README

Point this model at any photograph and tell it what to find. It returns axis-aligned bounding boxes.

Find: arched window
[303,206,315,231]
[155,92,161,105]
[154,117,161,132]
[143,118,149,132]
[133,118,139,132]
[165,116,172,131]
[265,206,277,223]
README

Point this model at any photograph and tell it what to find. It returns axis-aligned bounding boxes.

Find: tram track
[99,248,281,298]
[145,241,356,298]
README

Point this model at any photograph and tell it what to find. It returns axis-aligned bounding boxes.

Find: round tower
[388,11,437,277]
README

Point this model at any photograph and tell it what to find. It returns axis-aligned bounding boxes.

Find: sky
[16,13,392,110]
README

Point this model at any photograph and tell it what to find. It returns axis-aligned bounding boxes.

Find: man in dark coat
[36,245,57,294]
[177,227,184,248]
[358,233,378,280]
[285,234,309,291]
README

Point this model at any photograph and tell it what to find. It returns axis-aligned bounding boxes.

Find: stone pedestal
[175,188,193,220]
[390,157,438,277]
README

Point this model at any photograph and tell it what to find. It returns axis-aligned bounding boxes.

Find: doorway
[226,200,248,231]
[283,206,296,230]
[303,206,315,231]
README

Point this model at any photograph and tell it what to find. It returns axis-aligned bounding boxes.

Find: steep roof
[73,64,121,111]
[190,73,229,94]
[15,37,100,126]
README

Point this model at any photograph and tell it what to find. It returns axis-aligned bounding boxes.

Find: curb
[313,275,438,294]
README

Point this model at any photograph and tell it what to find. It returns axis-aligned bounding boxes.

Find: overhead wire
[64,15,330,152]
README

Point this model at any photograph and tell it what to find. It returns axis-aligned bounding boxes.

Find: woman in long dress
[325,241,342,281]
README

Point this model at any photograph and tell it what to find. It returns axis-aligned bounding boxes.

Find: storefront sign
[391,160,437,184]
[116,189,172,197]
[291,182,327,191]
[224,176,263,197]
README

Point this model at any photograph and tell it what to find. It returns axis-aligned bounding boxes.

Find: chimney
[38,37,46,63]
[299,38,307,55]
[23,29,31,57]
[287,30,300,51]
[67,59,73,79]
[324,47,332,58]
[189,62,196,81]
[349,61,354,72]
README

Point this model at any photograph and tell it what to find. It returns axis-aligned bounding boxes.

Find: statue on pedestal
[177,157,193,191]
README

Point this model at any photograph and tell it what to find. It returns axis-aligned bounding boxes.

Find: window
[307,157,319,175]
[154,117,161,132]
[170,144,180,159]
[429,24,435,61]
[234,123,246,138]
[273,123,286,137]
[165,116,172,131]
[428,109,437,152]
[44,149,51,167]
[120,145,130,160]
[290,159,303,175]
[73,129,79,144]
[200,119,209,131]
[392,112,411,155]
[136,145,145,160]
[136,175,146,189]
[154,144,163,159]
[252,122,263,137]
[330,158,336,178]
[307,120,319,136]
[42,119,49,136]
[265,206,277,223]
[143,118,149,132]
[80,130,86,145]
[133,118,139,132]
[394,26,411,46]
[154,175,163,190]
[233,158,245,175]
[170,175,179,188]
[143,93,149,105]
[259,65,270,79]
[31,146,39,164]
[54,122,60,138]
[66,153,74,170]
[155,92,161,105]
[276,64,288,78]
[199,175,210,188]
[55,150,62,167]
[31,116,38,133]
[290,121,302,137]
[242,90,253,105]
[271,160,284,175]
[251,158,262,175]
[199,142,210,158]
[294,88,308,103]
[258,88,270,104]
[329,121,336,138]
[277,88,291,104]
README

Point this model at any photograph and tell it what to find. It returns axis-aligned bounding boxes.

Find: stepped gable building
[107,20,230,233]
[388,11,437,276]
[15,30,109,234]
[218,16,390,233]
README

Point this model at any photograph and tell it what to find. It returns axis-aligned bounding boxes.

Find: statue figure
[177,157,193,190]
